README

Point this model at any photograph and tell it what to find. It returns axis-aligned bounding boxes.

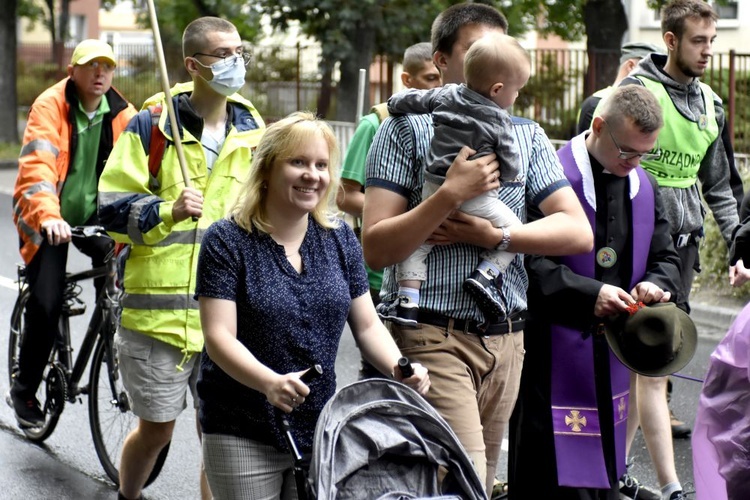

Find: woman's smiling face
[266,133,331,217]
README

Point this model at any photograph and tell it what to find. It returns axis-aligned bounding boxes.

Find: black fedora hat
[603,302,697,377]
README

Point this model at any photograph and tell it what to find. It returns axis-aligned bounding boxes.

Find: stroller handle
[300,364,323,384]
[398,357,414,378]
[282,364,323,500]
[282,365,324,462]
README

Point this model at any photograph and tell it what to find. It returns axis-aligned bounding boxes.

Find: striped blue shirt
[365,113,569,322]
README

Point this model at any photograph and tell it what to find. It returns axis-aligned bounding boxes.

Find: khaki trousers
[389,320,525,494]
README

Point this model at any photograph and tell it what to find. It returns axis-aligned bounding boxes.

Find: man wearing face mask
[98,17,265,500]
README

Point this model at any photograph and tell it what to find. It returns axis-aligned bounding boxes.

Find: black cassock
[508,154,681,500]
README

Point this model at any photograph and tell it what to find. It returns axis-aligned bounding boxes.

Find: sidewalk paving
[690,299,742,331]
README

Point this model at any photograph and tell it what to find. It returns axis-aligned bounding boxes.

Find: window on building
[62,15,87,47]
[653,1,738,21]
[714,1,738,20]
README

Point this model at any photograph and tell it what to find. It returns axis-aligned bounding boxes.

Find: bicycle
[7,225,168,487]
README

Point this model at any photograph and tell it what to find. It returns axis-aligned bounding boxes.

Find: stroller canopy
[309,379,487,500]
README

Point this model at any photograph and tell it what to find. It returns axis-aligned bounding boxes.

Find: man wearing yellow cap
[8,39,136,428]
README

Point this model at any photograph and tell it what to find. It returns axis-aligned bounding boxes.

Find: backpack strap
[370,102,390,123]
[147,104,166,178]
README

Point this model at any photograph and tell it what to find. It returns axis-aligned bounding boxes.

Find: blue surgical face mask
[194,55,246,96]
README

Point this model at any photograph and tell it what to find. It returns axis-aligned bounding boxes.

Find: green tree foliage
[130,0,264,83]
[117,0,638,120]
[11,0,727,124]
[496,0,585,40]
[18,0,46,29]
[134,0,264,47]
[257,0,454,120]
[253,0,593,120]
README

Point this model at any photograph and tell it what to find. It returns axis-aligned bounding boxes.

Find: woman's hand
[394,362,430,396]
[265,369,313,414]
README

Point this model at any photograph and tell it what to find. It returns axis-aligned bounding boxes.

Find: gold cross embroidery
[565,410,587,432]
[618,397,627,420]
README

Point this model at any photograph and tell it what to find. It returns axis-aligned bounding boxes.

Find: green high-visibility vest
[637,77,719,188]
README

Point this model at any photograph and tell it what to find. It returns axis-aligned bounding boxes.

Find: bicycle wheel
[7,287,65,442]
[88,335,169,486]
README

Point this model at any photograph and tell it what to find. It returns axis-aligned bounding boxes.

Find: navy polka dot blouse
[195,215,369,452]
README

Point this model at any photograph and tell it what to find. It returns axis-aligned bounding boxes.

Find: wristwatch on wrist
[496,227,511,251]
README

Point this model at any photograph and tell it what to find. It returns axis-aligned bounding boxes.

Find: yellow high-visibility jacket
[98,82,265,357]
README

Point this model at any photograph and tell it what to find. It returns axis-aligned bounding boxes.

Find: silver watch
[496,227,511,251]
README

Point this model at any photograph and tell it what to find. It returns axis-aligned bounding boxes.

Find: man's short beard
[677,60,704,78]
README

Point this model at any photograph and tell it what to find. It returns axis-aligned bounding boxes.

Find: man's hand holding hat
[603,302,697,377]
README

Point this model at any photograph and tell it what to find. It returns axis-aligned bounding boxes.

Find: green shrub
[115,72,161,109]
[694,176,750,301]
[17,63,60,107]
[0,142,21,160]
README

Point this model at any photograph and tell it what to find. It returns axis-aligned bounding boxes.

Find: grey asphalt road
[0,166,739,498]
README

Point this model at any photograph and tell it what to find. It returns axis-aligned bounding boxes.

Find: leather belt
[417,310,526,335]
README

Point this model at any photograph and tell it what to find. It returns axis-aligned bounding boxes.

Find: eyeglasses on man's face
[603,120,661,162]
[191,51,251,68]
[80,60,115,72]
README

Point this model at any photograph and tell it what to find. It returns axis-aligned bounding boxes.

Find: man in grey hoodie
[615,1,746,499]
[623,0,743,303]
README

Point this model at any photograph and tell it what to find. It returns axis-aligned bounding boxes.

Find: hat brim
[75,53,117,67]
[604,303,698,377]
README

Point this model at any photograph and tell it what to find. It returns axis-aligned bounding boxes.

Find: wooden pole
[145,0,191,188]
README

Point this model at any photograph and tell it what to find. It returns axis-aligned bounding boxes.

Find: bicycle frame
[9,226,169,486]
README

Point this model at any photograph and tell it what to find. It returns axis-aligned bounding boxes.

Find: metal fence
[16,42,750,153]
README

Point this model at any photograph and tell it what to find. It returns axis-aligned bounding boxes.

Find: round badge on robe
[596,247,617,268]
[698,114,708,130]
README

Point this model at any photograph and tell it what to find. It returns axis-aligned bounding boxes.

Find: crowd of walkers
[8,1,750,500]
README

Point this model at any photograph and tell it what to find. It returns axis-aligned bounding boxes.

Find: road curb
[0,160,17,170]
[690,301,741,332]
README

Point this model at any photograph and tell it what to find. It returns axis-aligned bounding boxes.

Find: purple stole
[551,139,654,488]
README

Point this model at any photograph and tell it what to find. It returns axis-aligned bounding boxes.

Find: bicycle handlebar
[70,225,109,239]
[40,225,110,240]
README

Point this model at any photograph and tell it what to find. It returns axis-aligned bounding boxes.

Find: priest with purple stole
[508,85,682,499]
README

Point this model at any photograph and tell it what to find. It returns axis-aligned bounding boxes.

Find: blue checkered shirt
[365,113,570,322]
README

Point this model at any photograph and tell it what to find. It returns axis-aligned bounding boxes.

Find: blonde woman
[194,111,429,499]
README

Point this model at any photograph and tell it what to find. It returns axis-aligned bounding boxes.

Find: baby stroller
[304,378,488,500]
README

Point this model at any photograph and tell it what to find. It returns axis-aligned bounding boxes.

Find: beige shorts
[115,327,199,423]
